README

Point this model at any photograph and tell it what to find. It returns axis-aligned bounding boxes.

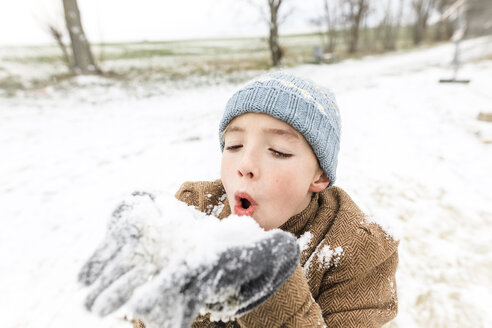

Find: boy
[79,71,398,327]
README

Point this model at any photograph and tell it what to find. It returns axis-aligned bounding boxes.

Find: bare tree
[247,0,291,66]
[323,0,340,53]
[267,0,284,66]
[47,24,73,73]
[433,0,455,41]
[411,0,436,45]
[310,0,340,53]
[342,0,370,53]
[376,0,405,50]
[466,0,492,37]
[62,0,100,74]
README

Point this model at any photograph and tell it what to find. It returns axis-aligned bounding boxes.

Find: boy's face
[221,113,329,230]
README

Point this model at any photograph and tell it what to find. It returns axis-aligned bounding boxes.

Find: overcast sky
[0,0,326,46]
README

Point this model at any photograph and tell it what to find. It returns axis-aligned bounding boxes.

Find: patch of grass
[3,54,66,64]
[0,26,455,97]
[475,53,492,62]
[0,76,24,97]
[102,48,176,60]
[101,39,269,61]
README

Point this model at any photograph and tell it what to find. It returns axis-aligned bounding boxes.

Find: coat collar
[279,192,320,237]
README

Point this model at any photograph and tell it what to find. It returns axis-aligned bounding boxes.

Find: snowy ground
[1,36,491,328]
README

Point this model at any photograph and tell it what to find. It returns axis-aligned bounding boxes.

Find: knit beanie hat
[219,71,341,187]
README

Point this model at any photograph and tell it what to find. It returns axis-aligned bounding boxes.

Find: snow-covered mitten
[79,191,300,328]
[78,191,164,315]
[129,225,300,328]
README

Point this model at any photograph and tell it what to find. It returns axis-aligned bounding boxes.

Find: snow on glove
[128,217,300,328]
[78,191,164,315]
[78,191,300,328]
[78,190,211,315]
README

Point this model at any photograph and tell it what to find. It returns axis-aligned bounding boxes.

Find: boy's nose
[237,168,256,179]
[237,158,259,180]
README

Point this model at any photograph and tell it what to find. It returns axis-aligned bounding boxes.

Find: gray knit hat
[219,71,341,187]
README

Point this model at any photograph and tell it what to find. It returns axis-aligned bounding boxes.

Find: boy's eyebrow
[224,125,299,140]
[225,126,244,134]
[264,128,300,140]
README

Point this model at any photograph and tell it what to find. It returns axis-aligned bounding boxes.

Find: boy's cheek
[270,167,298,189]
[220,158,233,184]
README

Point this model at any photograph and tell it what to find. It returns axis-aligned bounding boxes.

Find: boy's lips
[234,191,257,216]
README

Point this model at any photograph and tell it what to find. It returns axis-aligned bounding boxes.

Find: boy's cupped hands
[78,191,300,328]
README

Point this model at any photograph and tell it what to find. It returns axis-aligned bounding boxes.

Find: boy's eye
[269,148,293,158]
[225,145,242,151]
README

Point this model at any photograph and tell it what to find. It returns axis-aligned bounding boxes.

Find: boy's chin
[254,216,278,231]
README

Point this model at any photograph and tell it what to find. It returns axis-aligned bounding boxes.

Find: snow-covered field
[1,36,491,328]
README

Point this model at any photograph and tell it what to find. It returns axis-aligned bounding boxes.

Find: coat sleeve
[237,231,399,328]
[174,180,226,215]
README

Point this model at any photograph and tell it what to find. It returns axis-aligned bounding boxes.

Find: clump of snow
[364,213,401,241]
[131,192,270,273]
[318,246,344,268]
[297,231,313,252]
[303,243,344,276]
[206,309,240,323]
[205,193,227,218]
[210,202,225,218]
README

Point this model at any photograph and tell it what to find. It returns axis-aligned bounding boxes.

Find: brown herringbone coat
[136,180,398,328]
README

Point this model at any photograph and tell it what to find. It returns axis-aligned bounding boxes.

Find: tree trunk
[377,0,404,51]
[63,0,100,75]
[348,25,359,53]
[412,0,435,45]
[343,0,368,54]
[268,0,283,66]
[324,0,337,53]
[413,17,427,44]
[347,0,366,53]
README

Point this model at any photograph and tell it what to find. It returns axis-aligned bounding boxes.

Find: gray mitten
[79,191,300,328]
[78,191,162,315]
[131,229,300,328]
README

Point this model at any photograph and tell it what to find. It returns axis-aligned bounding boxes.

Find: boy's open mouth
[234,192,257,216]
[240,198,251,209]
